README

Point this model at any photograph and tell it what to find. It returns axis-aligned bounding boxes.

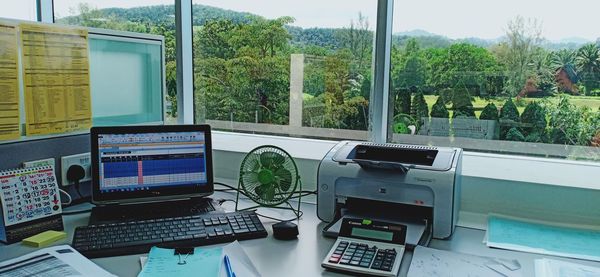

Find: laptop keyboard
[72,210,267,258]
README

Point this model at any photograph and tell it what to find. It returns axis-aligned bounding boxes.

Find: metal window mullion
[369,0,394,143]
[175,0,194,124]
[36,0,54,23]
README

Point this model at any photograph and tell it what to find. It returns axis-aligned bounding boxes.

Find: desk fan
[235,145,302,219]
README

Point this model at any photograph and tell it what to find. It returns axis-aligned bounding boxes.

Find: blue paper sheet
[138,247,222,277]
[487,215,600,262]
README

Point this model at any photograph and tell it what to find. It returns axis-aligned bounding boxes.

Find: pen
[224,255,236,277]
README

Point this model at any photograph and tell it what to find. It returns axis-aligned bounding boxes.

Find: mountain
[58,5,599,52]
[556,37,592,45]
[394,29,440,37]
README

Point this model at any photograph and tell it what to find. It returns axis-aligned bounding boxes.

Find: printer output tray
[323,211,431,248]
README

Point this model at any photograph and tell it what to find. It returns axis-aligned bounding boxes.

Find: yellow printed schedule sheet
[0,22,20,140]
[20,23,92,136]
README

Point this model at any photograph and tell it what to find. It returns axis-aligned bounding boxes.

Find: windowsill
[212,131,600,190]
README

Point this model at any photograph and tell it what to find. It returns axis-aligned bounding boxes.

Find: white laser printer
[317,141,463,247]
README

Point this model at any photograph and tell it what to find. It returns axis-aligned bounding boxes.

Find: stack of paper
[0,245,115,277]
[408,246,522,277]
[535,258,600,277]
[486,214,600,261]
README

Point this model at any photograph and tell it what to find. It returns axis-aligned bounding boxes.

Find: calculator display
[339,218,407,245]
[351,227,394,242]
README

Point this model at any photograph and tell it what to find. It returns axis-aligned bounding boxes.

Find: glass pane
[192,1,377,140]
[390,0,600,161]
[89,37,163,126]
[54,1,176,124]
[0,0,37,21]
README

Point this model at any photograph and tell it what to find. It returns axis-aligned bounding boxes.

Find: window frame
[40,0,600,177]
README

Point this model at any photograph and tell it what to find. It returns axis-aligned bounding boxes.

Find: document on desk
[0,245,116,277]
[486,214,600,262]
[138,246,222,277]
[0,21,20,141]
[535,258,600,277]
[408,246,522,277]
[139,241,261,277]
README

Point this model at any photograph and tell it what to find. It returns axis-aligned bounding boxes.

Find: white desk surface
[2,194,600,277]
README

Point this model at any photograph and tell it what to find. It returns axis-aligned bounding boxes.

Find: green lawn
[423,95,600,118]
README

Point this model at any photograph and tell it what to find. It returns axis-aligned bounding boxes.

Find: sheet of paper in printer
[486,214,600,262]
[407,246,522,277]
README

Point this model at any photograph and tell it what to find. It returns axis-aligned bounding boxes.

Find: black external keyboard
[72,210,267,258]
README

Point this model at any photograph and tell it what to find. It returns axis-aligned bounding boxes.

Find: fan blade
[260,151,285,168]
[261,185,275,202]
[243,153,261,172]
[275,168,293,192]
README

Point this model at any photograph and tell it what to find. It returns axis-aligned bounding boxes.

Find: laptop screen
[91,125,213,204]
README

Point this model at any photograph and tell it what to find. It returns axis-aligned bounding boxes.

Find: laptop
[88,124,224,224]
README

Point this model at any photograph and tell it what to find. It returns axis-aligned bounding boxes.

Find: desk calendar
[0,165,64,243]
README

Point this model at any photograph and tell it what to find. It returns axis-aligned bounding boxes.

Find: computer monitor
[90,125,213,204]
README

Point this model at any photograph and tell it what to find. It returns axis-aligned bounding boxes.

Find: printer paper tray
[323,212,431,248]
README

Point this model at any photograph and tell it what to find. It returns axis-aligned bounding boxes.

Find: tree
[394,88,411,115]
[324,50,352,105]
[393,39,427,91]
[194,17,294,124]
[479,103,499,120]
[411,91,429,121]
[195,19,236,59]
[451,83,475,118]
[496,16,543,96]
[430,97,449,118]
[425,43,501,95]
[337,13,373,74]
[576,44,600,94]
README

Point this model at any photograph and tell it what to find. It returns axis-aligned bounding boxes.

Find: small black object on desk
[272,221,299,240]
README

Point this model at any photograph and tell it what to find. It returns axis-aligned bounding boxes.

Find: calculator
[321,218,407,277]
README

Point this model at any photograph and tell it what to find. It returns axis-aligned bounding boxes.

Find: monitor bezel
[90,124,214,205]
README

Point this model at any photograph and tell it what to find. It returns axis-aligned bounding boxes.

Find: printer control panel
[321,218,407,277]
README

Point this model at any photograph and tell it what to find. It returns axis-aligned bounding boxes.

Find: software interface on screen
[97,131,207,193]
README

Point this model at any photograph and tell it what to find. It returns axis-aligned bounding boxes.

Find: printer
[317,141,462,246]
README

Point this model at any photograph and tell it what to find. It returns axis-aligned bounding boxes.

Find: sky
[2,0,599,42]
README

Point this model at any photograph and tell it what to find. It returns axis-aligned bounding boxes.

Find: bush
[451,85,475,117]
[500,98,520,122]
[411,91,429,120]
[479,103,499,120]
[430,97,449,118]
[521,102,546,129]
[505,127,525,141]
[521,101,547,140]
[395,88,411,115]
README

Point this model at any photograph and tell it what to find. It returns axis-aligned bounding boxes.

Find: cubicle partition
[0,22,165,201]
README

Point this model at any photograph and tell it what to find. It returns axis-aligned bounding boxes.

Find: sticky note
[22,230,67,248]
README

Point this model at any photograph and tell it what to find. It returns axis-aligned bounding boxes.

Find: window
[192,0,377,140]
[54,1,177,124]
[0,0,37,21]
[389,0,600,160]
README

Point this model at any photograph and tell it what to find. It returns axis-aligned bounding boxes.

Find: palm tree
[550,49,576,70]
[576,44,600,93]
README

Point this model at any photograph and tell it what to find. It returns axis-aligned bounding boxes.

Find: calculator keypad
[327,240,398,272]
